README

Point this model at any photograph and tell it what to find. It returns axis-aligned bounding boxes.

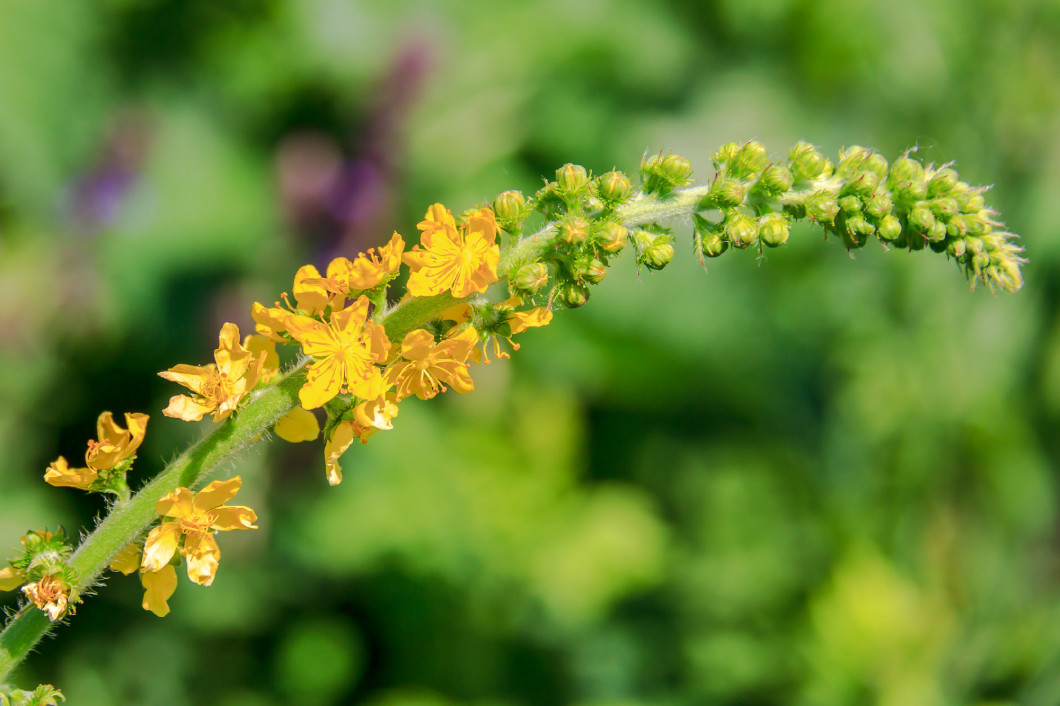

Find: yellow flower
[274,406,321,442]
[303,233,406,297]
[285,296,391,409]
[159,323,266,422]
[44,411,149,491]
[109,543,179,617]
[386,326,479,401]
[141,477,258,586]
[403,205,500,298]
[320,394,399,485]
[22,574,73,621]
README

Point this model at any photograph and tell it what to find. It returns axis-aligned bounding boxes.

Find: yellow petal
[210,505,258,531]
[193,477,243,511]
[124,412,149,455]
[158,363,215,396]
[184,533,221,586]
[365,322,391,365]
[215,323,253,381]
[323,423,356,486]
[252,302,289,341]
[0,566,25,591]
[244,334,280,382]
[161,394,216,422]
[508,307,553,334]
[293,264,330,314]
[331,297,370,338]
[141,522,181,572]
[43,456,97,489]
[274,407,320,442]
[299,356,345,409]
[142,565,177,617]
[285,315,339,358]
[109,543,142,575]
[156,487,195,518]
[401,329,436,361]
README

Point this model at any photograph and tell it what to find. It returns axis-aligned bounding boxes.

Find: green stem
[0,187,706,684]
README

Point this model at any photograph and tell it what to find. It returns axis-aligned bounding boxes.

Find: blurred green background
[2,0,1060,703]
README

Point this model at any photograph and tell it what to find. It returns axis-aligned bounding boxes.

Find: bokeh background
[2,0,1060,704]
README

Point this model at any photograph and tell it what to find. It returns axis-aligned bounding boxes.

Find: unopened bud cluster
[690,140,1024,292]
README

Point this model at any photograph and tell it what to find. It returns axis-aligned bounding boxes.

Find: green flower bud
[965,236,984,256]
[893,179,928,202]
[733,141,769,177]
[888,157,924,186]
[693,214,727,258]
[928,167,959,197]
[928,221,948,243]
[573,254,607,284]
[713,142,740,170]
[756,164,793,194]
[947,238,967,259]
[877,215,902,242]
[844,170,879,197]
[956,189,986,213]
[593,221,628,254]
[558,215,590,246]
[845,214,875,238]
[534,184,567,219]
[512,262,549,295]
[838,145,873,176]
[930,197,959,219]
[556,163,589,196]
[864,153,889,178]
[864,192,893,219]
[641,152,693,197]
[633,229,676,270]
[493,190,526,231]
[724,213,760,249]
[759,213,790,247]
[555,281,590,309]
[707,178,747,208]
[959,213,990,236]
[596,170,632,204]
[909,205,936,233]
[790,141,832,181]
[839,195,862,214]
[806,191,839,224]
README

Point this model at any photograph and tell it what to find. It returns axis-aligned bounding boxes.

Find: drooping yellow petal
[161,394,216,422]
[274,406,320,442]
[293,264,330,314]
[184,533,221,586]
[158,364,215,397]
[141,565,177,617]
[43,456,97,490]
[193,477,242,512]
[108,543,141,575]
[0,566,25,591]
[508,307,553,334]
[210,505,259,531]
[323,423,356,486]
[141,522,181,572]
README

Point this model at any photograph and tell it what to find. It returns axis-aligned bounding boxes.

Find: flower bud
[893,179,928,202]
[733,141,769,177]
[713,142,740,170]
[928,167,959,197]
[556,163,589,196]
[594,221,628,253]
[864,192,893,219]
[693,214,728,258]
[845,214,875,238]
[724,213,759,249]
[790,141,832,181]
[555,281,590,309]
[947,238,967,259]
[708,178,746,208]
[759,214,790,247]
[641,152,693,196]
[756,164,793,194]
[838,145,872,176]
[928,221,948,243]
[633,229,675,270]
[845,170,879,197]
[493,190,526,231]
[909,205,935,233]
[877,215,902,242]
[660,153,694,184]
[864,153,889,178]
[512,262,549,295]
[888,157,924,186]
[558,215,590,246]
[839,195,861,214]
[956,190,986,214]
[806,191,839,224]
[930,197,959,219]
[573,255,607,284]
[596,171,632,204]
